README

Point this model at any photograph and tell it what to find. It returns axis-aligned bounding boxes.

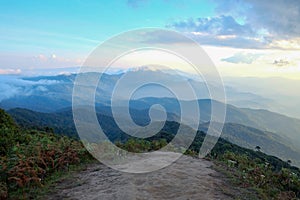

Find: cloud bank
[0,76,61,101]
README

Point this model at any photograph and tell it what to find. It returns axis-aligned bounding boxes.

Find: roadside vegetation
[119,133,300,200]
[1,108,299,199]
[0,109,93,199]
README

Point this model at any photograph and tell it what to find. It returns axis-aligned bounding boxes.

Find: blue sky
[0,0,214,53]
[1,0,300,79]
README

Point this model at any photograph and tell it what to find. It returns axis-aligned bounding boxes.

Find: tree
[255,146,261,152]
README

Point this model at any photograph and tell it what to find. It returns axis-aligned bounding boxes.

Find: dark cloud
[136,29,261,49]
[168,0,300,49]
[222,53,262,64]
[167,15,268,48]
[170,15,254,36]
[213,0,300,38]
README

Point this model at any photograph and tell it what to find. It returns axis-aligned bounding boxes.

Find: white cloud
[269,38,300,50]
[0,76,62,101]
[222,52,262,64]
[0,68,22,75]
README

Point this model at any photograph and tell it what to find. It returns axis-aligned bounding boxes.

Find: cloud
[0,53,82,73]
[35,54,58,62]
[213,0,300,49]
[0,68,22,75]
[170,15,254,36]
[268,38,300,50]
[273,59,290,67]
[168,15,269,48]
[138,21,265,49]
[169,0,300,49]
[35,86,48,92]
[0,76,62,101]
[213,0,300,38]
[222,53,262,64]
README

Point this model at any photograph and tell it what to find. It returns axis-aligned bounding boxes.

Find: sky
[1,0,300,79]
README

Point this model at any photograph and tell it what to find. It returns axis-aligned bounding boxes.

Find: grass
[212,160,261,200]
[207,152,300,200]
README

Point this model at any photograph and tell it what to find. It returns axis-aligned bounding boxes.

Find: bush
[0,124,92,199]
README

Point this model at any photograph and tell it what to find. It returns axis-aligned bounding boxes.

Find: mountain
[224,76,300,118]
[7,107,300,167]
[0,73,120,112]
[199,122,300,166]
[128,97,300,152]
[0,70,273,112]
[7,105,178,139]
[2,70,300,164]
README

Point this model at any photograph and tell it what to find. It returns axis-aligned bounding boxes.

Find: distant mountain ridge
[1,69,300,165]
[128,97,300,151]
[0,70,275,112]
[7,106,300,167]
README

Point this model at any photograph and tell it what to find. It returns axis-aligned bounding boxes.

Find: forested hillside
[1,109,300,199]
[8,107,300,167]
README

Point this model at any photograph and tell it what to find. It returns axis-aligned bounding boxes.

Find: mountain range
[0,68,275,113]
[7,103,300,167]
[1,68,300,166]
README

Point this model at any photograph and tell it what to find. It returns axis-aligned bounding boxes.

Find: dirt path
[45,154,235,200]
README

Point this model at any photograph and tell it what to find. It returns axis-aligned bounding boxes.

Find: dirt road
[45,154,235,200]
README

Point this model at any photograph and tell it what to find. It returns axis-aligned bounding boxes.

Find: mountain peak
[125,65,198,79]
[127,65,164,72]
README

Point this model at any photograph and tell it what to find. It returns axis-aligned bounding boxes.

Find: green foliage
[116,138,168,153]
[0,109,16,130]
[0,110,93,199]
[186,131,300,200]
[214,151,300,199]
[7,108,77,138]
[0,109,22,156]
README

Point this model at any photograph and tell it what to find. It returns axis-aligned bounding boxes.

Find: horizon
[3,65,300,81]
